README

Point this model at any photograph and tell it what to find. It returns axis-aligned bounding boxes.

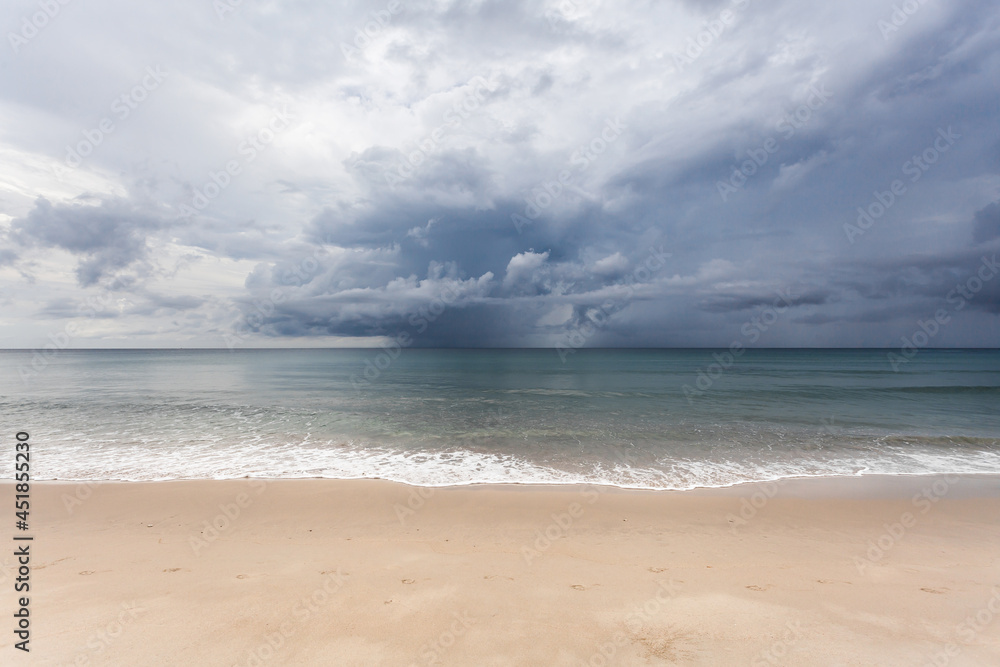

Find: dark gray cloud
[973,202,1000,245]
[11,196,170,286]
[698,289,832,314]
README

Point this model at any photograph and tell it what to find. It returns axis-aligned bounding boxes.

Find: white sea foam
[13,434,1000,490]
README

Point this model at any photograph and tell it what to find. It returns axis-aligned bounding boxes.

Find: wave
[12,436,1000,490]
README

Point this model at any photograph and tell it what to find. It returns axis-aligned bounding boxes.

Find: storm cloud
[1,0,999,348]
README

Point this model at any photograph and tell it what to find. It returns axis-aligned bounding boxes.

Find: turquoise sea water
[1,349,998,488]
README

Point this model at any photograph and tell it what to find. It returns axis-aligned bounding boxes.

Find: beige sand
[3,475,999,666]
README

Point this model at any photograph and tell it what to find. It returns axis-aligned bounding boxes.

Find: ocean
[2,348,999,489]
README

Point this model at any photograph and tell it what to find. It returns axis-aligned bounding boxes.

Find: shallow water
[2,348,998,488]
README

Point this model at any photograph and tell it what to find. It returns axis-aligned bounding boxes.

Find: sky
[1,0,999,349]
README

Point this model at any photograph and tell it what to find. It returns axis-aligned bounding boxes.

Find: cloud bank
[1,0,999,348]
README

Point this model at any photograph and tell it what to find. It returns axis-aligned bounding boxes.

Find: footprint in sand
[648,567,667,573]
[921,587,946,594]
[79,571,95,575]
[163,568,182,573]
[745,585,769,592]
[484,575,514,581]
[571,584,599,591]
[236,574,249,579]
[401,579,415,584]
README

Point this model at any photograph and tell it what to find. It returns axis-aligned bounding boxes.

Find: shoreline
[5,474,999,664]
[20,471,1000,498]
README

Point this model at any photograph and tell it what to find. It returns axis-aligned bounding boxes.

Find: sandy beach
[4,475,999,666]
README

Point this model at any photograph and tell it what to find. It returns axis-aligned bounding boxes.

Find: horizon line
[2,347,999,352]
